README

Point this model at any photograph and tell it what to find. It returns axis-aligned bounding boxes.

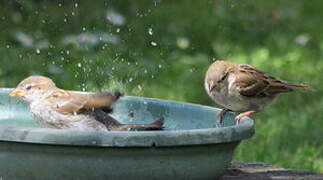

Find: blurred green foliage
[0,0,322,171]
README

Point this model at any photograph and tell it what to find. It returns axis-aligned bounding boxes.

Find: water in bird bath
[0,88,236,131]
[111,96,237,131]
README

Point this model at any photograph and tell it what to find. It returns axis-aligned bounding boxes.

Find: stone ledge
[220,162,323,180]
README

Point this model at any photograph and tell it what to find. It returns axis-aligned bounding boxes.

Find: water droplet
[71,12,75,16]
[36,49,40,54]
[77,63,82,67]
[74,3,78,8]
[137,85,142,91]
[158,64,162,68]
[129,77,133,82]
[63,18,67,22]
[82,27,86,31]
[295,34,310,46]
[148,28,153,35]
[176,37,190,49]
[66,50,70,55]
[151,41,157,46]
[116,28,120,33]
[6,45,10,48]
[58,3,62,7]
[106,10,125,26]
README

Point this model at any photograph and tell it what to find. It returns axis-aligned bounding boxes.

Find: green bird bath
[0,88,254,180]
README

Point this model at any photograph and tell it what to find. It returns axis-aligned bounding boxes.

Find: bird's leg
[235,110,258,125]
[217,108,232,125]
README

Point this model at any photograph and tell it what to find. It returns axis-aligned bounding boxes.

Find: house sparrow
[205,60,311,124]
[10,76,164,131]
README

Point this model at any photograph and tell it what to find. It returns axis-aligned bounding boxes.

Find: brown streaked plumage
[10,76,164,131]
[204,60,312,124]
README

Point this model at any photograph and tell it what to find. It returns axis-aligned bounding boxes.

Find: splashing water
[151,41,157,46]
[148,28,153,35]
[106,10,126,26]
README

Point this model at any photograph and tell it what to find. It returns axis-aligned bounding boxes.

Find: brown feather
[84,92,118,109]
[47,90,120,114]
[235,64,303,97]
[235,65,270,97]
[46,90,88,114]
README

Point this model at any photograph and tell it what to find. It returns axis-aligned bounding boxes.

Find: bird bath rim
[0,88,254,147]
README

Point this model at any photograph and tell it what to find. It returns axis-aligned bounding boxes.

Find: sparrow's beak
[9,89,26,97]
[208,81,217,92]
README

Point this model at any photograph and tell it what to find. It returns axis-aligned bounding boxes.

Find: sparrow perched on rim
[204,60,312,124]
[10,76,164,131]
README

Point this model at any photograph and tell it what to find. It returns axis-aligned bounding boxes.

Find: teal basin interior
[0,88,254,180]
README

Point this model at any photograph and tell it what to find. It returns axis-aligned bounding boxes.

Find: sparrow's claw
[234,110,258,125]
[216,109,232,125]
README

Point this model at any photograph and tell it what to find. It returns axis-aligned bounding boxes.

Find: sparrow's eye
[217,72,228,83]
[26,85,32,90]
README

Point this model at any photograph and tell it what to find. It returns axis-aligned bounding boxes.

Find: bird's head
[10,76,57,102]
[205,61,232,93]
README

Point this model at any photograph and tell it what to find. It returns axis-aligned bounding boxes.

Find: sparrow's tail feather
[110,117,165,131]
[286,82,314,91]
[149,117,165,128]
[89,111,122,126]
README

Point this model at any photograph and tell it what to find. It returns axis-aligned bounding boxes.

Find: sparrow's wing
[46,90,89,114]
[235,64,293,97]
[68,91,118,109]
[46,90,120,114]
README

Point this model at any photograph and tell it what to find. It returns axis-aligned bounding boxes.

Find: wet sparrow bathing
[10,76,164,131]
